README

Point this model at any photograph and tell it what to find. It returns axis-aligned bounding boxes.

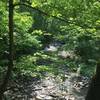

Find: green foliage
[0,1,8,58]
[15,54,57,78]
[14,12,33,32]
[0,0,100,78]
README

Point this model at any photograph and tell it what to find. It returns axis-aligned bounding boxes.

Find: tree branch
[13,3,93,29]
[13,3,72,23]
[14,3,93,29]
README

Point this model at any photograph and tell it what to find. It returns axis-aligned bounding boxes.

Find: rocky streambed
[4,72,89,100]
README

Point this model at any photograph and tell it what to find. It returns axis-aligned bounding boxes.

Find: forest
[0,0,100,100]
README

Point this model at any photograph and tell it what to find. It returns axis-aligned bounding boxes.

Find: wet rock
[58,50,76,59]
[44,45,58,52]
[36,95,53,100]
[44,96,53,100]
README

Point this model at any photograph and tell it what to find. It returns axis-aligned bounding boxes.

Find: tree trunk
[0,0,14,99]
[85,61,100,100]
